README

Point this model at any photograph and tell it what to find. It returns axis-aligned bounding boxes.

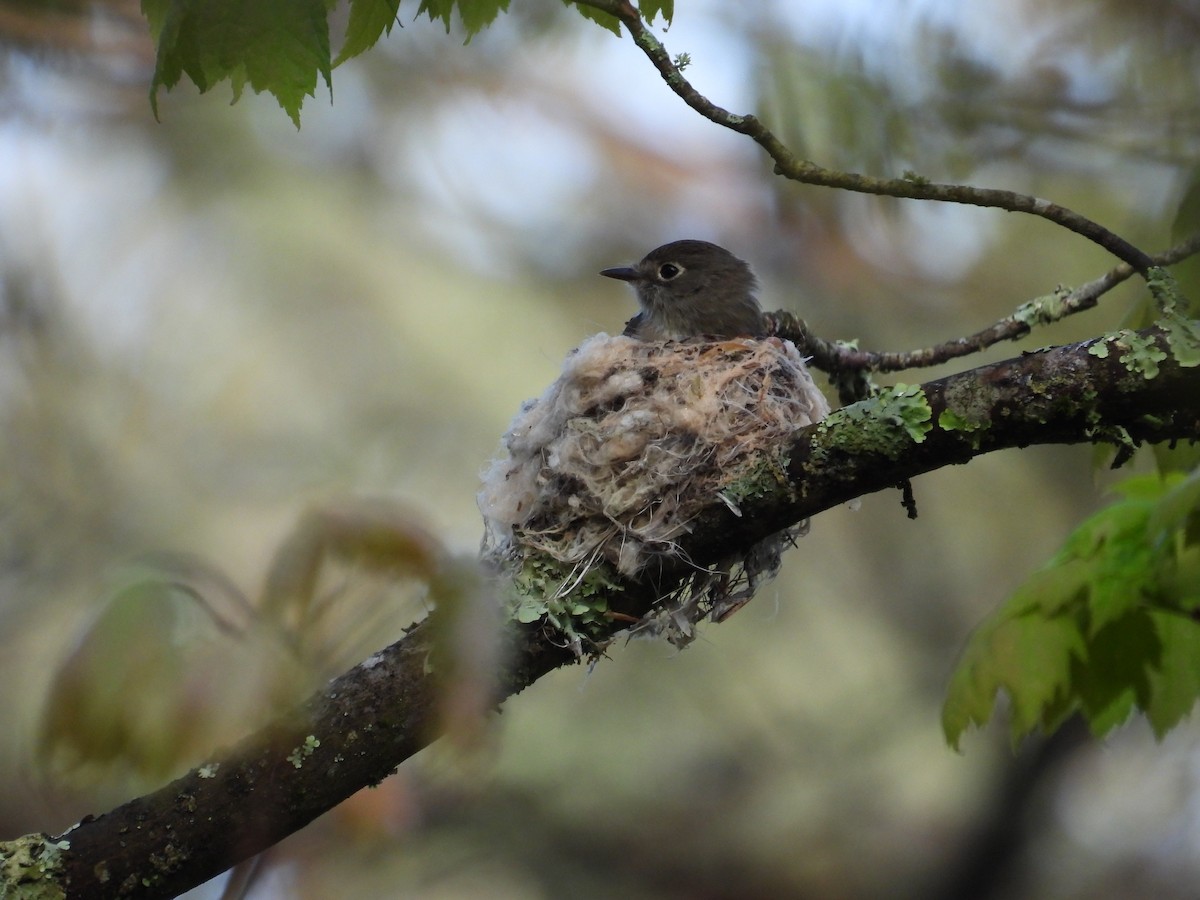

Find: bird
[600,240,766,341]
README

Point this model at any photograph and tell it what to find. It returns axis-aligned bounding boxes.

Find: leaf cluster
[142,0,673,125]
[943,471,1200,747]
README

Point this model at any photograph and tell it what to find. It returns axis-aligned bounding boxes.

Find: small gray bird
[600,240,766,340]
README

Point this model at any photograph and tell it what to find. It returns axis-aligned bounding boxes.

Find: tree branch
[770,231,1200,381]
[577,0,1157,274]
[10,323,1199,899]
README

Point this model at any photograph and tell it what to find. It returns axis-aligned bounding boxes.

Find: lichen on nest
[479,333,830,644]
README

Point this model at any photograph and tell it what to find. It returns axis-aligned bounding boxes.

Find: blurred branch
[930,718,1089,900]
[577,0,1157,274]
[0,0,146,52]
[10,323,1200,899]
[769,231,1200,397]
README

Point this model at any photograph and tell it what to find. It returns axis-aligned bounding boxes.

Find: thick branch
[577,0,1156,273]
[20,326,1200,899]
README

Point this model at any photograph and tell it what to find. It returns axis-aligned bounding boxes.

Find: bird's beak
[599,266,640,282]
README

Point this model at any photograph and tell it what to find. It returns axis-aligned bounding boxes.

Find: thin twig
[766,232,1200,379]
[578,0,1156,274]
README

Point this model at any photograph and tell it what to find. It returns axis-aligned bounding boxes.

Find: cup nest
[479,333,830,643]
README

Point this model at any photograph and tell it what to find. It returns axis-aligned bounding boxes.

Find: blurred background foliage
[2,0,1200,897]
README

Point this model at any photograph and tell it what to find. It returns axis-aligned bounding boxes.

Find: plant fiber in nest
[479,334,830,639]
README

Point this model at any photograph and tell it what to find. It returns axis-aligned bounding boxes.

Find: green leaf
[459,0,511,34]
[942,613,1084,750]
[335,0,403,66]
[1145,610,1200,737]
[1004,559,1089,616]
[1061,502,1157,635]
[149,0,333,126]
[1071,610,1159,736]
[944,471,1200,748]
[1163,307,1200,368]
[419,0,510,37]
[1146,468,1200,539]
[419,0,454,29]
[1162,543,1200,609]
[568,1,621,36]
[141,0,169,38]
[640,0,674,25]
[564,0,673,33]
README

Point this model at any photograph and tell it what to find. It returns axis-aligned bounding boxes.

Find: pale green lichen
[817,384,933,460]
[506,555,618,644]
[877,384,933,443]
[197,763,219,779]
[1014,285,1072,328]
[938,409,984,433]
[720,451,794,508]
[0,833,69,900]
[1119,331,1169,377]
[1087,329,1168,378]
[1088,276,1199,374]
[1162,307,1200,367]
[1146,265,1184,314]
[938,408,989,449]
[286,735,320,769]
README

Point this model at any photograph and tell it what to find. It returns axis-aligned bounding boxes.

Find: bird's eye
[658,263,682,280]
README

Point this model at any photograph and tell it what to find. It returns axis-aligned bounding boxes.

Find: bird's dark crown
[636,240,756,291]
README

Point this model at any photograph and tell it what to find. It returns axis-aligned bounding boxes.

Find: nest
[479,333,830,643]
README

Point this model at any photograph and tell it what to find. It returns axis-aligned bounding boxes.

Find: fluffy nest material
[479,333,830,642]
